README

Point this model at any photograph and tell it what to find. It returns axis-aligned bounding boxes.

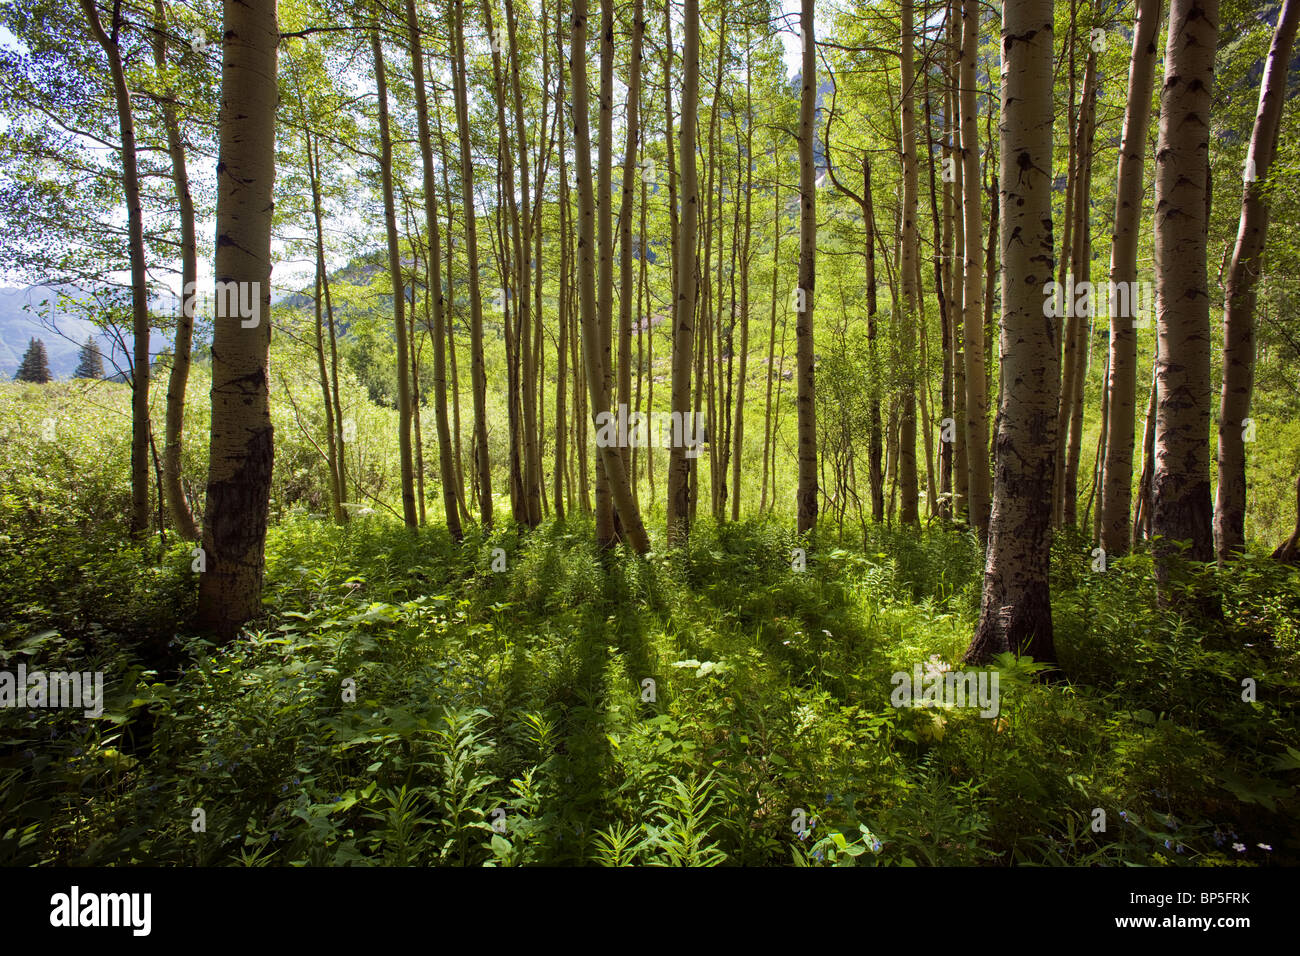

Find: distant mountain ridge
[0,285,126,380]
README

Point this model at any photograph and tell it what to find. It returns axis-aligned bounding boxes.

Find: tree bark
[1053,47,1096,528]
[306,130,344,524]
[618,0,644,507]
[504,0,542,527]
[1215,0,1299,560]
[81,0,151,537]
[371,27,417,530]
[964,0,1058,666]
[1100,0,1163,557]
[451,0,494,527]
[959,0,989,543]
[406,0,462,539]
[896,0,919,528]
[196,0,278,639]
[152,0,201,540]
[795,0,819,536]
[1152,0,1218,584]
[666,0,700,545]
[731,36,753,522]
[571,0,650,552]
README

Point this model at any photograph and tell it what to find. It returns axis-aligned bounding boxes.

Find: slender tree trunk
[1152,0,1218,586]
[1216,0,1299,560]
[1133,363,1158,545]
[325,239,346,508]
[371,28,417,529]
[82,0,150,537]
[636,155,648,507]
[795,0,818,535]
[1064,49,1097,528]
[152,0,201,539]
[964,0,1058,666]
[1100,0,1163,557]
[761,180,780,513]
[451,0,494,527]
[897,0,919,527]
[663,0,679,508]
[865,158,883,522]
[959,0,989,543]
[305,130,344,524]
[406,0,462,538]
[618,0,644,502]
[196,0,278,639]
[731,38,753,522]
[483,0,526,524]
[554,17,569,521]
[1088,343,1110,539]
[1053,47,1095,527]
[504,0,542,527]
[410,293,427,525]
[953,106,969,524]
[940,0,959,520]
[916,252,938,519]
[667,0,700,545]
[983,121,998,418]
[572,0,650,552]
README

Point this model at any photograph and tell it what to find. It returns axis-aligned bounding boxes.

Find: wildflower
[1119,811,1128,821]
[1258,843,1272,852]
[1233,843,1246,853]
[869,837,882,854]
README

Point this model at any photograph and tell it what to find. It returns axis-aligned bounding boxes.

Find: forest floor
[2,509,1298,866]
